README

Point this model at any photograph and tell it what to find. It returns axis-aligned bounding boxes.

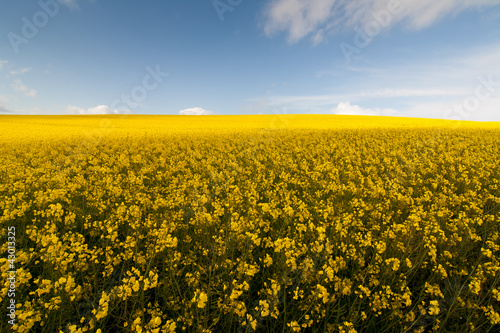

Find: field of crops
[1,115,500,332]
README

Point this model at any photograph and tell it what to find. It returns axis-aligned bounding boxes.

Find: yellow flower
[425,283,444,298]
[316,284,330,303]
[197,292,208,308]
[339,321,357,333]
[428,300,440,316]
[287,321,301,332]
[163,320,177,333]
[375,241,386,254]
[259,300,270,317]
[358,285,371,298]
[385,258,400,271]
[263,254,273,267]
[241,314,257,330]
[483,306,500,325]
[469,278,481,295]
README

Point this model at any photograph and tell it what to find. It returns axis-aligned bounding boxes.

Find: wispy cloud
[11,79,37,97]
[10,67,31,75]
[256,88,467,109]
[0,60,8,71]
[262,0,500,44]
[178,107,214,115]
[262,0,337,43]
[251,43,500,120]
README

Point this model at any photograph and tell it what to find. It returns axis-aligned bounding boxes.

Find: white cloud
[88,105,115,114]
[11,79,37,97]
[332,101,397,116]
[178,107,213,115]
[66,104,127,115]
[10,67,31,75]
[262,0,500,44]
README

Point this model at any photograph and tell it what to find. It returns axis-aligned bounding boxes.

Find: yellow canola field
[0,115,500,332]
[1,114,499,143]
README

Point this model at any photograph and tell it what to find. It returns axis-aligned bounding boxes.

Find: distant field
[1,114,499,142]
[1,115,500,332]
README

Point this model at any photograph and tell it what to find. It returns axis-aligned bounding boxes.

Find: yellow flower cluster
[0,115,499,332]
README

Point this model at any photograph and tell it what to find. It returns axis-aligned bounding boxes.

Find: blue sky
[1,0,500,120]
